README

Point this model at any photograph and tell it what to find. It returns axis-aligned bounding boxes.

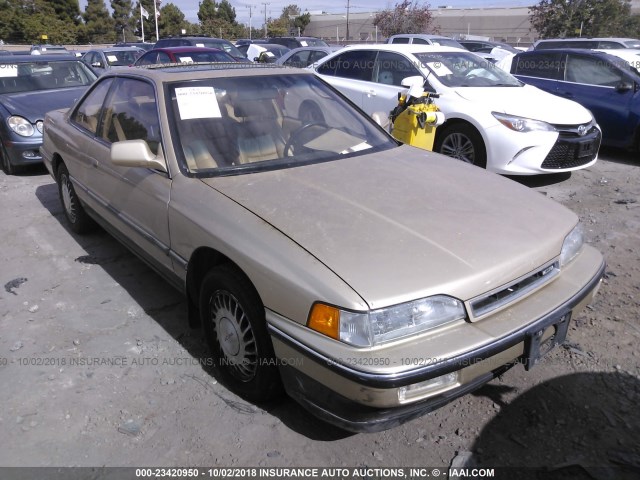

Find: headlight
[308,295,467,347]
[492,112,556,133]
[560,223,584,267]
[8,116,35,137]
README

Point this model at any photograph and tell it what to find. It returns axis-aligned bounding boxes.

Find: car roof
[151,46,225,53]
[0,54,78,63]
[107,63,309,82]
[536,37,638,42]
[330,44,466,54]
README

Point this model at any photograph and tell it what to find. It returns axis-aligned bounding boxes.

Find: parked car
[235,39,269,57]
[81,47,144,74]
[41,63,604,432]
[154,36,247,62]
[268,36,329,49]
[0,55,97,174]
[386,34,466,49]
[30,44,70,55]
[115,42,155,51]
[459,39,520,61]
[246,43,290,63]
[532,37,640,50]
[459,39,520,55]
[133,46,236,66]
[313,44,601,174]
[276,45,342,68]
[499,49,640,150]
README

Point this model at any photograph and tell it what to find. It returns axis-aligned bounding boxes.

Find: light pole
[346,0,350,42]
[262,2,269,38]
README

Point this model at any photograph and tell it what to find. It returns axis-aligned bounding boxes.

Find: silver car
[41,64,604,432]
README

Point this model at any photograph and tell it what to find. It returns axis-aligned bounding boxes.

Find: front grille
[541,125,601,169]
[469,260,560,319]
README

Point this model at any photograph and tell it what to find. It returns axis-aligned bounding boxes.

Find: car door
[85,77,174,276]
[315,50,377,111]
[362,51,423,115]
[559,53,635,145]
[511,52,564,95]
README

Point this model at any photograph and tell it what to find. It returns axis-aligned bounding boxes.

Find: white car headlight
[8,115,35,137]
[492,112,556,133]
[560,223,584,267]
[308,295,467,347]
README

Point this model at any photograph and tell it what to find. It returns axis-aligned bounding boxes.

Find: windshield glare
[0,60,97,93]
[415,51,522,87]
[169,74,395,175]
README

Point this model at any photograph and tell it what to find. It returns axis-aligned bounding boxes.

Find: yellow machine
[389,83,445,152]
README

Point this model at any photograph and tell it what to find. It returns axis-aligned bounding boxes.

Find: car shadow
[598,146,638,166]
[504,171,572,188]
[34,182,353,440]
[469,372,640,479]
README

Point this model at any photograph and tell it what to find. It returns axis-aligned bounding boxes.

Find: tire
[434,123,487,169]
[57,163,94,234]
[1,142,18,175]
[200,265,282,402]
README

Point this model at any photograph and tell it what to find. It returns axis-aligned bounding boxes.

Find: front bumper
[3,137,44,167]
[484,123,600,175]
[267,247,605,432]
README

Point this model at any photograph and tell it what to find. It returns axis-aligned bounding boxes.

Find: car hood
[0,87,86,122]
[453,84,593,125]
[202,147,577,308]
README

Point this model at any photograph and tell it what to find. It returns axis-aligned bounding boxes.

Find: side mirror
[615,81,633,93]
[110,140,167,172]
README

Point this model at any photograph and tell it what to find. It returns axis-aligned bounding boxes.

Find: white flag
[141,5,149,19]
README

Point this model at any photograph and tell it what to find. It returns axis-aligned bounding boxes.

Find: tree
[84,0,116,43]
[111,0,133,42]
[292,13,310,35]
[197,0,217,23]
[158,2,189,37]
[373,1,438,38]
[529,0,636,38]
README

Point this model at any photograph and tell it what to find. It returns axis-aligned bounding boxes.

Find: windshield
[624,40,640,48]
[0,60,97,94]
[303,38,329,47]
[168,73,395,176]
[106,50,142,66]
[174,51,235,63]
[200,40,244,58]
[430,38,465,49]
[414,51,522,87]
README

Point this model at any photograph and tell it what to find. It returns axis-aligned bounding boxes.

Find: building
[305,1,640,47]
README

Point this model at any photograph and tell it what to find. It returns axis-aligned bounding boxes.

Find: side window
[390,37,410,44]
[513,53,564,80]
[565,55,624,86]
[316,51,376,81]
[157,52,172,64]
[71,78,114,134]
[595,41,623,49]
[99,78,161,155]
[284,51,310,67]
[412,38,430,45]
[374,51,421,86]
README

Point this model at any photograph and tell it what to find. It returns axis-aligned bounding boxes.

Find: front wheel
[57,163,94,234]
[434,123,487,169]
[1,143,19,175]
[200,265,282,402]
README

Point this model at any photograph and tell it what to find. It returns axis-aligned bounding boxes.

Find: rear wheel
[435,123,487,169]
[57,163,94,234]
[200,265,282,402]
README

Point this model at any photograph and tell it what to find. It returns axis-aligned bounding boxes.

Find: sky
[79,1,532,30]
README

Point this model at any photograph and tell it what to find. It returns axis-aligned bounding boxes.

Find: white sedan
[312,44,601,175]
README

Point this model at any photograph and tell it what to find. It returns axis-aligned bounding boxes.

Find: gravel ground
[1,148,638,479]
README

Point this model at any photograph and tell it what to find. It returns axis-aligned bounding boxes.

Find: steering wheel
[284,122,330,157]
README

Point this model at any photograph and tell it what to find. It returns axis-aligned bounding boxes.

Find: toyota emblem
[577,125,588,136]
